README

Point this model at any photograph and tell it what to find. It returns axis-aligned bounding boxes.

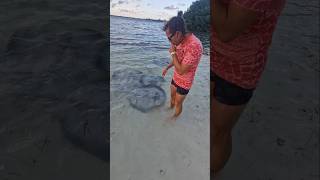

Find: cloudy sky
[110,0,195,20]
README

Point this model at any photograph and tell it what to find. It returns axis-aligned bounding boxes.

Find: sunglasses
[168,33,175,41]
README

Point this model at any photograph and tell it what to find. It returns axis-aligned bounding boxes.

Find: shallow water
[110,15,209,103]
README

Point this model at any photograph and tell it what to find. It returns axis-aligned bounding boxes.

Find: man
[162,11,203,119]
[211,0,286,176]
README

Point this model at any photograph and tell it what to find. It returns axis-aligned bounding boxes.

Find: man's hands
[162,44,176,77]
[162,60,174,77]
[169,44,176,53]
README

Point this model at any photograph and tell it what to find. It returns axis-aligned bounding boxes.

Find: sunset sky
[110,0,196,20]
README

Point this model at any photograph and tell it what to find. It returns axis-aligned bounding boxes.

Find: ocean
[110,15,209,73]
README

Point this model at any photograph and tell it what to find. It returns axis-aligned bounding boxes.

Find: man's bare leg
[173,93,186,118]
[169,84,177,109]
[210,81,247,177]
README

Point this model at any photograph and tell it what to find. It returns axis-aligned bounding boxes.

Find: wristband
[170,51,176,56]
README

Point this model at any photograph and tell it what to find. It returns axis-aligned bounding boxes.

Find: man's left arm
[172,44,201,75]
[171,53,193,75]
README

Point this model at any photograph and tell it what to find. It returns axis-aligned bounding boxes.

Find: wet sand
[110,55,210,180]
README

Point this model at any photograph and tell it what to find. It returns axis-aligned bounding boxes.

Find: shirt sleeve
[182,43,202,65]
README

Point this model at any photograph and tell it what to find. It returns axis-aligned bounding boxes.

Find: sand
[215,0,319,179]
[0,0,318,179]
[110,55,210,180]
[0,0,108,179]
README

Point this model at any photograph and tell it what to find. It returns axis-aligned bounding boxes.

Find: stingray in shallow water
[111,69,166,112]
[128,86,166,112]
[111,69,144,92]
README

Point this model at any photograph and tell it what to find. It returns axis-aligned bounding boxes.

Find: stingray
[140,75,165,87]
[111,69,167,112]
[128,86,166,112]
[111,69,144,92]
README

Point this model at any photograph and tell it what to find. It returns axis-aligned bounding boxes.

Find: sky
[110,0,196,20]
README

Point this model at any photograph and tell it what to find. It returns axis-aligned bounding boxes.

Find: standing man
[211,0,286,177]
[162,11,203,119]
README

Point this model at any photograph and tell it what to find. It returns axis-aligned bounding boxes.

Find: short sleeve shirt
[173,34,203,90]
[211,0,286,89]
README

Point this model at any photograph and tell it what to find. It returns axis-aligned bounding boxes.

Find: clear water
[110,15,209,76]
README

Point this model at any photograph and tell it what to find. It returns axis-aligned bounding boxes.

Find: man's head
[163,11,187,46]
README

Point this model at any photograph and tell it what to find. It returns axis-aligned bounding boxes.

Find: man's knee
[175,96,185,106]
[175,100,182,108]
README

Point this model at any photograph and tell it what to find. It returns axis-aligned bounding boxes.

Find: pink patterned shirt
[172,33,203,90]
[211,0,286,89]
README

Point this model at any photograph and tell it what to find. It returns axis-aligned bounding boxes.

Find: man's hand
[169,44,176,53]
[162,60,174,77]
[162,67,168,77]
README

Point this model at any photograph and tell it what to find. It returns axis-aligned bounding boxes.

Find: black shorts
[171,79,189,95]
[210,71,254,105]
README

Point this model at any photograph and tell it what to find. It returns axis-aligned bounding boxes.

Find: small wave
[110,41,168,48]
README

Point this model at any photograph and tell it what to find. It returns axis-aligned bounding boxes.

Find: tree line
[183,0,210,32]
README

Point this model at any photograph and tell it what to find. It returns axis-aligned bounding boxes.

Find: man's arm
[171,53,192,75]
[166,61,174,70]
[212,0,259,42]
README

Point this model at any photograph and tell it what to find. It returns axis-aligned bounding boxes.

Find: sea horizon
[110,14,166,22]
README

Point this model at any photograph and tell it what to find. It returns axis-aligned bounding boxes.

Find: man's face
[166,29,182,46]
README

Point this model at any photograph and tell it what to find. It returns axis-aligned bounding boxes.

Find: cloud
[164,5,179,10]
[112,0,129,8]
[147,3,151,6]
[178,3,186,6]
[118,0,127,5]
[136,4,140,8]
[120,9,136,14]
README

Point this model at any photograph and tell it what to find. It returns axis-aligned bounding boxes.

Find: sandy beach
[110,54,210,180]
[0,0,318,179]
[0,0,108,179]
[215,0,319,179]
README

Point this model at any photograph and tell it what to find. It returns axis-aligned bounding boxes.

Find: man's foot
[170,102,175,108]
[170,113,180,121]
[166,102,175,110]
[164,114,175,124]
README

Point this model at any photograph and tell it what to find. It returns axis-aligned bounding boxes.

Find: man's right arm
[166,61,174,70]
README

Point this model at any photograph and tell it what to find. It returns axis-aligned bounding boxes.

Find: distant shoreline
[110,15,165,22]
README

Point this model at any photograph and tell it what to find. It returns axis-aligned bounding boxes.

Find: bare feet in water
[166,102,175,110]
[163,113,179,123]
[170,113,180,121]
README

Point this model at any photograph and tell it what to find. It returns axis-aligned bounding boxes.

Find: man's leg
[170,84,177,108]
[173,93,186,117]
[210,81,247,176]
